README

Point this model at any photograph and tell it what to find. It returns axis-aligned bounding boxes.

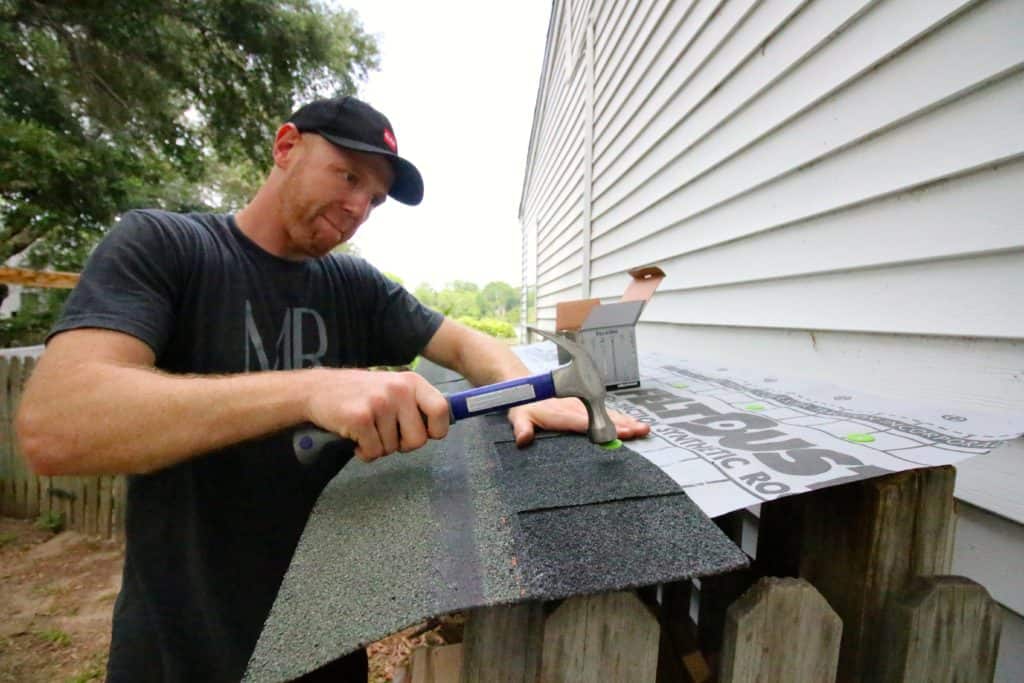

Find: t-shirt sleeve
[356,260,443,367]
[48,210,188,357]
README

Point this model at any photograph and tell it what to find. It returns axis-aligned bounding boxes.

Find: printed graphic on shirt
[244,301,327,370]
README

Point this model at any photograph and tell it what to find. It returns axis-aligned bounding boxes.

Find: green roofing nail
[672,382,689,389]
[599,438,623,450]
[846,433,876,443]
[745,403,766,412]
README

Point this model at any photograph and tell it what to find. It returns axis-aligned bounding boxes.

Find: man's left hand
[507,398,650,448]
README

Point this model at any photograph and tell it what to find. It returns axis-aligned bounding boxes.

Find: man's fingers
[415,380,450,440]
[376,412,400,456]
[511,410,536,448]
[353,424,384,462]
[396,399,427,452]
[611,410,650,439]
[506,399,651,448]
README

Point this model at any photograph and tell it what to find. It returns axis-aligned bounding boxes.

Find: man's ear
[273,124,302,169]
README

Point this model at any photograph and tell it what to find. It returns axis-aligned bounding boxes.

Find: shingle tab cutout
[245,362,748,682]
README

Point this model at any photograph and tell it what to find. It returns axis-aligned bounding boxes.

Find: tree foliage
[479,281,519,318]
[411,280,523,338]
[0,0,379,270]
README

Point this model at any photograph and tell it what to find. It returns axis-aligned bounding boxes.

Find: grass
[35,511,65,534]
[96,590,119,604]
[66,653,106,683]
[37,629,71,647]
[0,531,17,547]
[33,581,70,599]
[67,668,104,683]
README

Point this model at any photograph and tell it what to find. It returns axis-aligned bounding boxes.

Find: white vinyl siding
[522,0,593,329]
[525,0,1024,340]
[520,2,1024,671]
[521,0,1024,499]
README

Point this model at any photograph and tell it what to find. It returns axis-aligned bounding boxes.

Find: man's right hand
[305,369,450,462]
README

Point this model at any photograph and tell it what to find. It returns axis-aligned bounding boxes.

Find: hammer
[292,326,618,464]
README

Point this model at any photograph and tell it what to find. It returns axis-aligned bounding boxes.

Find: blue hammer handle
[293,372,557,464]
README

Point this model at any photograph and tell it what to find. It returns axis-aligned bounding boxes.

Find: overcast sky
[338,1,550,290]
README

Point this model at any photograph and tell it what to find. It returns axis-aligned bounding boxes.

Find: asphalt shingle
[244,361,747,682]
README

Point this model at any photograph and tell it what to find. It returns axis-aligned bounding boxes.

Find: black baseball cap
[287,96,424,205]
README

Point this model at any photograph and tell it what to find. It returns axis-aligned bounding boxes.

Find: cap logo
[382,128,398,153]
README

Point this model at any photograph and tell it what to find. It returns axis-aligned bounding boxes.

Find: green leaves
[0,0,380,267]
[414,281,523,329]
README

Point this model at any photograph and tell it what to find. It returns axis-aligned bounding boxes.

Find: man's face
[278,134,394,259]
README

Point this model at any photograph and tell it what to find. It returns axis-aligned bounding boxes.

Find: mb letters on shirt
[244,301,328,371]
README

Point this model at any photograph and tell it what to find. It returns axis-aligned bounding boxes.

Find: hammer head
[528,327,618,444]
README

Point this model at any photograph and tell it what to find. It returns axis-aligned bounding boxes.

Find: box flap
[581,300,646,329]
[556,298,601,332]
[622,265,666,303]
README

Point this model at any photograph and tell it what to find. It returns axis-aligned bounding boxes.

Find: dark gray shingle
[245,362,747,681]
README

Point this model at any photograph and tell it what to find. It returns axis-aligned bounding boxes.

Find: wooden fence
[1,355,1004,680]
[0,355,126,539]
[403,466,1002,683]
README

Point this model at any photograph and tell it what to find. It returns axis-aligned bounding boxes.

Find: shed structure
[519,1,1024,679]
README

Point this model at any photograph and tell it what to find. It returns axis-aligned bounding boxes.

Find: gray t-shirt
[50,209,443,682]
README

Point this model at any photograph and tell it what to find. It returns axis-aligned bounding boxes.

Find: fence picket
[98,471,113,538]
[21,359,39,518]
[0,358,12,515]
[0,354,125,538]
[10,358,28,517]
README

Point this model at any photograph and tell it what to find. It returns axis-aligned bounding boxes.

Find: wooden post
[98,474,114,538]
[112,474,128,540]
[0,357,12,515]
[657,580,710,683]
[9,357,28,518]
[540,591,660,683]
[460,602,544,683]
[410,643,464,683]
[877,576,1001,683]
[697,511,756,660]
[756,467,957,683]
[753,494,804,578]
[695,570,754,657]
[719,577,841,683]
[22,360,39,518]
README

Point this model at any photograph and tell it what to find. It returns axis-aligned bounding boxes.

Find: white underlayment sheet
[517,343,1024,518]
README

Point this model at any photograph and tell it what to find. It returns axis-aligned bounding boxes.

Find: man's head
[260,96,421,259]
[287,96,423,206]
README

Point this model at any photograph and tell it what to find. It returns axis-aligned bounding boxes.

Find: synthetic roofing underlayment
[245,360,748,681]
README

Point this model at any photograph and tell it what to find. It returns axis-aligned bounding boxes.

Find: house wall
[521,0,593,314]
[521,0,1024,676]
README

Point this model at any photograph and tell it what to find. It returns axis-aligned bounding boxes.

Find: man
[15,97,648,682]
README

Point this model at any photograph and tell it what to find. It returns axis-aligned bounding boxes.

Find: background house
[519,0,1023,679]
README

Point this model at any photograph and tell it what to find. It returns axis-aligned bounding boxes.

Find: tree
[435,281,480,318]
[413,283,437,308]
[0,0,379,272]
[479,281,519,319]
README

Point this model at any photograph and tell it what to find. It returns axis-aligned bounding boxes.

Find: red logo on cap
[382,129,397,153]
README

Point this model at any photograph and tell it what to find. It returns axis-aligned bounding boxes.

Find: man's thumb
[511,412,535,448]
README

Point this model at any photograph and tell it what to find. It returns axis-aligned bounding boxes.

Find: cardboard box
[555,265,666,389]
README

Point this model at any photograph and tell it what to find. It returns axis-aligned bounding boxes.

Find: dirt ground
[0,516,119,682]
[0,516,459,682]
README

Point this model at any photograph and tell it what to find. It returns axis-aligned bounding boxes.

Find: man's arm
[421,317,532,386]
[421,319,649,446]
[16,328,450,476]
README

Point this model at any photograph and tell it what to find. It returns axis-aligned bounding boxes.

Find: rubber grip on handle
[292,425,355,465]
[292,406,450,464]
